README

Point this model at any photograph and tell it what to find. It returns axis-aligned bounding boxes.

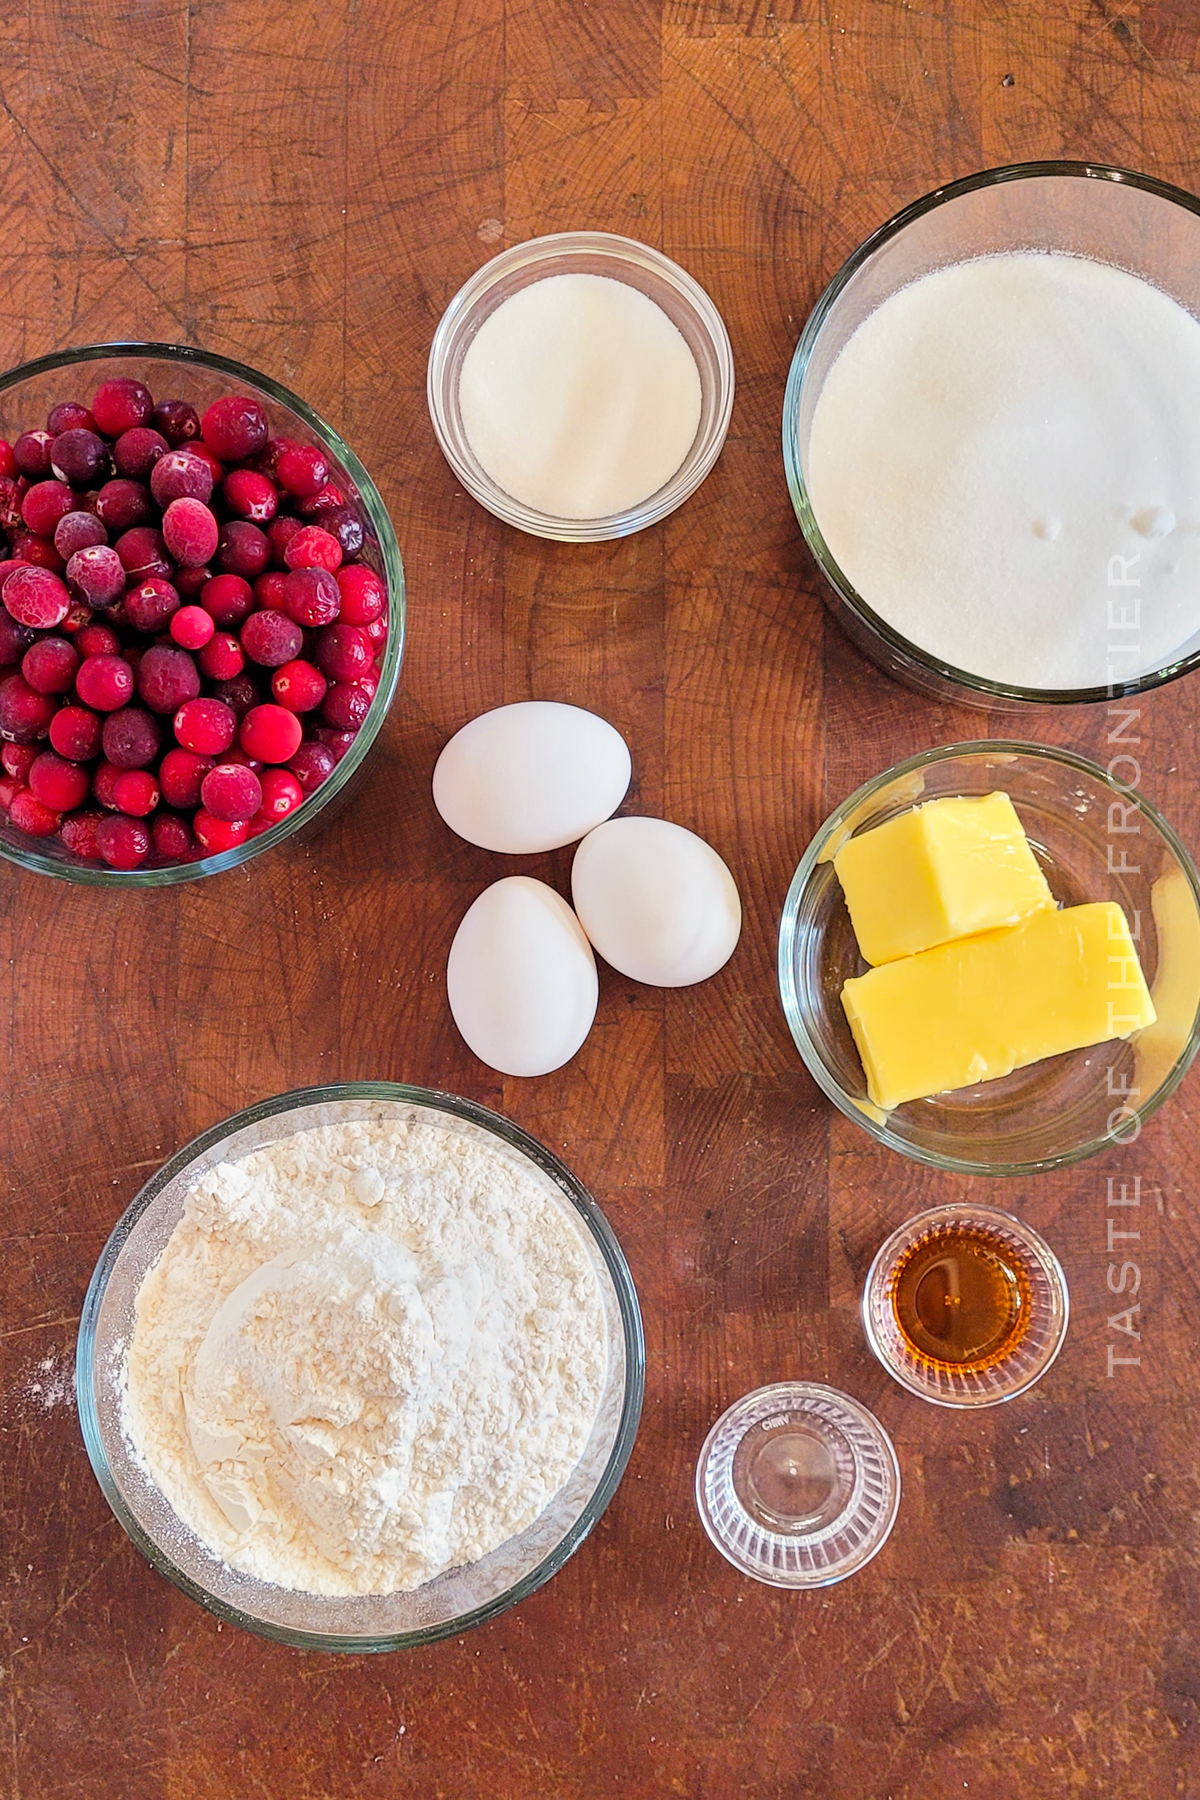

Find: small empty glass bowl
[426,231,734,542]
[76,1083,644,1651]
[783,161,1200,707]
[778,740,1200,1176]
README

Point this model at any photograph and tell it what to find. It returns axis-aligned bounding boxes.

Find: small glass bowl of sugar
[427,230,734,542]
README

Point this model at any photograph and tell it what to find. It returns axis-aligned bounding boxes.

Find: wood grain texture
[2,1,1200,1795]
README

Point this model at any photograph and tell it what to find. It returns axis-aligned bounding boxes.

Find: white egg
[432,700,632,853]
[447,876,598,1076]
[571,817,741,987]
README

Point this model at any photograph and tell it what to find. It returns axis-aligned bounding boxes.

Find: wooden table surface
[3,2,1200,1795]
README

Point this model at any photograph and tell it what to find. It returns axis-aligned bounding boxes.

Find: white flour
[122,1117,607,1597]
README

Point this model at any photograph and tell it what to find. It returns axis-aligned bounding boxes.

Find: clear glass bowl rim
[75,1081,646,1652]
[782,159,1200,706]
[426,229,735,543]
[777,737,1200,1176]
[0,341,406,886]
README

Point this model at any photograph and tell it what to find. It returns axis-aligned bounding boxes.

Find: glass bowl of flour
[785,162,1200,707]
[76,1084,644,1650]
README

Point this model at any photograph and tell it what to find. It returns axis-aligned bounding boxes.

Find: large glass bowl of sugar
[784,162,1200,708]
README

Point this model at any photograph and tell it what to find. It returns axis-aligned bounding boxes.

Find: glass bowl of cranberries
[0,343,404,882]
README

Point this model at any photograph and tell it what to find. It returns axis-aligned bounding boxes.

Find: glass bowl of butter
[778,741,1200,1176]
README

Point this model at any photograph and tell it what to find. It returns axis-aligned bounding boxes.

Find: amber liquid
[888,1225,1031,1372]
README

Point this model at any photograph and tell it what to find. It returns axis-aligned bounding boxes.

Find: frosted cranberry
[151,810,195,861]
[314,727,357,763]
[200,573,253,628]
[315,622,372,684]
[102,707,161,769]
[282,566,340,628]
[14,431,53,479]
[276,443,330,498]
[193,810,250,852]
[201,761,262,822]
[49,703,102,761]
[29,751,89,812]
[210,674,258,717]
[202,396,268,462]
[112,768,159,817]
[76,653,134,712]
[198,632,244,681]
[216,520,269,579]
[170,605,214,650]
[159,747,213,808]
[284,524,342,573]
[335,564,385,626]
[21,480,74,537]
[317,505,365,561]
[124,577,180,633]
[47,400,95,435]
[60,809,103,859]
[4,565,70,629]
[96,479,153,532]
[267,513,304,565]
[0,611,34,666]
[321,682,372,732]
[137,644,200,714]
[10,788,60,835]
[150,400,201,447]
[241,609,302,668]
[115,526,171,580]
[91,761,122,808]
[162,497,218,566]
[22,636,78,695]
[76,621,120,658]
[54,510,107,560]
[0,442,13,480]
[66,544,125,610]
[271,658,326,712]
[258,766,304,820]
[91,379,153,438]
[174,696,236,755]
[113,427,168,480]
[239,703,301,764]
[1,742,35,780]
[96,812,150,868]
[10,530,64,573]
[49,427,107,486]
[298,481,346,519]
[150,448,214,508]
[223,467,277,522]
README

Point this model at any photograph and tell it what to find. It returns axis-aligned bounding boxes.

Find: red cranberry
[1,742,35,780]
[258,766,304,820]
[61,599,93,635]
[271,658,326,712]
[315,622,372,684]
[54,510,107,559]
[321,682,372,731]
[334,563,385,625]
[282,566,340,628]
[193,810,250,852]
[49,703,102,761]
[210,674,259,717]
[91,379,154,438]
[95,812,151,869]
[174,565,210,600]
[201,396,268,462]
[0,611,34,666]
[162,497,218,567]
[112,768,159,817]
[222,745,263,773]
[241,609,302,668]
[364,614,388,650]
[150,400,201,447]
[253,570,288,610]
[14,430,54,479]
[197,632,244,681]
[91,760,123,808]
[76,653,135,712]
[150,448,214,508]
[276,443,330,498]
[239,703,301,764]
[298,481,346,520]
[170,605,214,650]
[4,565,70,629]
[115,526,172,580]
[223,468,277,523]
[159,747,214,809]
[151,810,196,860]
[0,772,24,810]
[200,573,253,628]
[189,444,225,484]
[96,478,153,532]
[10,788,60,836]
[102,706,161,769]
[0,442,13,479]
[284,524,342,573]
[66,545,125,610]
[22,636,78,695]
[137,643,200,714]
[0,479,24,533]
[76,621,120,658]
[267,514,304,566]
[47,400,95,435]
[21,480,74,537]
[49,427,108,486]
[201,761,262,822]
[10,530,65,573]
[29,751,90,812]
[314,727,357,763]
[215,520,269,579]
[113,427,168,480]
[60,809,103,858]
[174,696,236,755]
[124,576,181,633]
